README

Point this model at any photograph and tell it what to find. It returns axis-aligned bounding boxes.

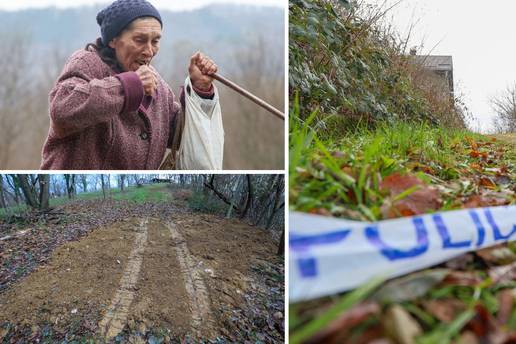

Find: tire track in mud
[166,221,215,338]
[98,218,148,340]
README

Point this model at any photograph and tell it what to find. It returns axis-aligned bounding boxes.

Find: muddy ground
[0,194,284,343]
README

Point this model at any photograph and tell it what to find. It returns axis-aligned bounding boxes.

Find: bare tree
[64,175,76,199]
[0,32,32,168]
[491,84,516,133]
[119,174,126,192]
[239,175,253,219]
[38,175,50,210]
[100,175,107,199]
[79,175,88,193]
[17,174,38,208]
[0,175,7,209]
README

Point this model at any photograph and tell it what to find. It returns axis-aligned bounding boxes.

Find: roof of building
[412,55,453,71]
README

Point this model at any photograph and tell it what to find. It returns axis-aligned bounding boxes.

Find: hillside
[289,1,516,342]
[0,4,284,77]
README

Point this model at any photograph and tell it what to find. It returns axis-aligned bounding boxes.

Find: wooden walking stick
[212,73,285,121]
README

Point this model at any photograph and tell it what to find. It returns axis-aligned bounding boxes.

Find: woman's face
[109,17,162,72]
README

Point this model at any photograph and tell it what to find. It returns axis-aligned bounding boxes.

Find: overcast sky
[363,0,516,132]
[0,0,284,11]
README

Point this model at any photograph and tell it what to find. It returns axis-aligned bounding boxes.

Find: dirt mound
[0,217,141,339]
[0,212,284,343]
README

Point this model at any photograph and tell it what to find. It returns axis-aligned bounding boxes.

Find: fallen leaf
[422,299,466,323]
[496,289,513,326]
[476,245,516,266]
[442,271,482,286]
[382,305,422,344]
[307,302,380,344]
[308,208,331,216]
[462,195,508,208]
[467,304,497,338]
[373,269,449,303]
[489,262,516,284]
[380,173,441,219]
[479,176,497,189]
[456,331,479,344]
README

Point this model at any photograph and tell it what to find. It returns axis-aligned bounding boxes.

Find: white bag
[177,77,224,170]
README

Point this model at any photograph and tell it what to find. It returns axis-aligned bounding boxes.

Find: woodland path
[0,208,283,343]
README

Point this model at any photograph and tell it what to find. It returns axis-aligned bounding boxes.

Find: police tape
[289,205,516,302]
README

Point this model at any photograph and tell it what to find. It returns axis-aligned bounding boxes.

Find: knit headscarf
[97,0,162,45]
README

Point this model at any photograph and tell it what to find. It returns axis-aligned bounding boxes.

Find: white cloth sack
[177,77,224,170]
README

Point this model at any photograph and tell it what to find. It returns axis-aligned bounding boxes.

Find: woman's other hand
[189,52,217,91]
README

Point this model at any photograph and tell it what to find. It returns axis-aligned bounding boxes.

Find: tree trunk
[17,174,38,208]
[64,174,75,199]
[240,175,253,219]
[266,178,284,229]
[254,175,279,226]
[277,228,284,256]
[101,175,107,200]
[7,175,22,204]
[0,175,7,209]
[38,174,50,211]
[80,175,88,193]
[205,176,242,215]
[120,174,125,192]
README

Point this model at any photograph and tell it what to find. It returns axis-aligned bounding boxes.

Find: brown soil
[0,210,282,342]
[171,212,279,338]
[0,217,140,334]
[126,218,193,339]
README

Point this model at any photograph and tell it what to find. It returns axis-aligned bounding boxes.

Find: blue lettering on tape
[486,208,516,241]
[290,229,351,279]
[433,214,471,249]
[298,257,317,277]
[468,210,486,247]
[290,229,351,250]
[365,217,429,261]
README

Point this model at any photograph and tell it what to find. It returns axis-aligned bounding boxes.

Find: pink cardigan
[41,49,212,170]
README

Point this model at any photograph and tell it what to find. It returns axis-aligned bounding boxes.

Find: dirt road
[0,211,283,342]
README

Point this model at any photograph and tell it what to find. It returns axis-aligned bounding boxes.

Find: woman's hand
[135,65,158,96]
[189,52,218,91]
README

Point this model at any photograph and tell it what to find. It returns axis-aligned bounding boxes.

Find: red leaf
[462,195,508,209]
[467,304,496,337]
[380,173,441,219]
[442,271,482,286]
[479,176,497,189]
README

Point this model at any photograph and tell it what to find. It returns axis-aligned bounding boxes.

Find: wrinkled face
[109,17,162,72]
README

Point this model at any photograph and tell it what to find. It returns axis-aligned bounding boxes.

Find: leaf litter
[290,129,516,342]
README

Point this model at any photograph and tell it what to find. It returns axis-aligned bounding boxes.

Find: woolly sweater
[40,49,213,170]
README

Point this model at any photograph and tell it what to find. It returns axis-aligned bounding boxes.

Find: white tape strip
[290,206,516,302]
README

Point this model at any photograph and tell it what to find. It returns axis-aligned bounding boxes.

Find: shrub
[174,188,193,201]
[187,191,226,214]
[289,0,467,135]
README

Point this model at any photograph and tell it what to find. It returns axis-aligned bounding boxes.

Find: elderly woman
[41,0,219,170]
